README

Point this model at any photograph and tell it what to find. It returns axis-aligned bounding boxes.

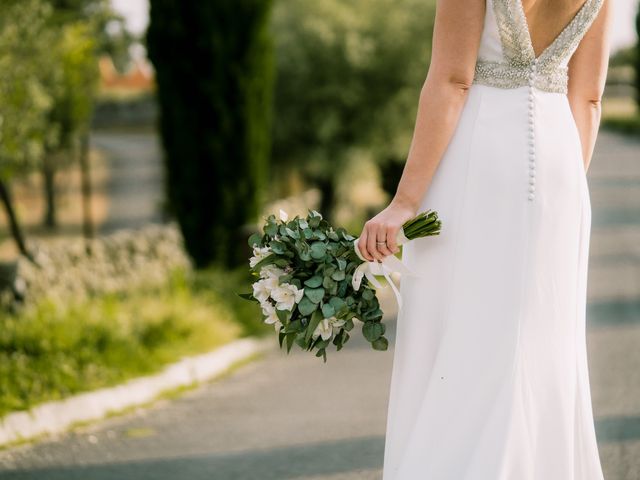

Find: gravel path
[92,131,165,234]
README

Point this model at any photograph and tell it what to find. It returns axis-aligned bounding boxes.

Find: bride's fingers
[376,225,395,257]
[367,223,383,261]
[358,227,373,261]
[386,225,400,253]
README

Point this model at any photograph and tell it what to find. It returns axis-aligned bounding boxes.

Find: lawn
[0,266,265,417]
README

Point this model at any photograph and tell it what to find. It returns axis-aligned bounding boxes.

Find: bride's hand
[357,200,417,262]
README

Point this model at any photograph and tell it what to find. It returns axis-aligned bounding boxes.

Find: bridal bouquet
[239,208,441,361]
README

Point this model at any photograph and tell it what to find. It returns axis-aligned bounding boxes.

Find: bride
[356,0,611,478]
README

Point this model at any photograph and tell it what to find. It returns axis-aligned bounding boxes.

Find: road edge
[0,336,274,447]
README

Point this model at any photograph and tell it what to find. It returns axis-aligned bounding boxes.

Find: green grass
[0,266,266,417]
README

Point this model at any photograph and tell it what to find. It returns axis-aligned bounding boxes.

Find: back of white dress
[382,0,605,478]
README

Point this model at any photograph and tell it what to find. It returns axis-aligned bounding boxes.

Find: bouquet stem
[400,209,441,242]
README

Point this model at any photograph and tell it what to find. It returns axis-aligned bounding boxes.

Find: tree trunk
[79,132,95,247]
[42,154,57,229]
[636,4,640,109]
[317,175,336,224]
[0,177,32,260]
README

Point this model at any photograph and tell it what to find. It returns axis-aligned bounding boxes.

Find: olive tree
[0,0,54,258]
[271,0,436,219]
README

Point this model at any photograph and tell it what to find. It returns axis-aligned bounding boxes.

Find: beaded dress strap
[473,0,604,93]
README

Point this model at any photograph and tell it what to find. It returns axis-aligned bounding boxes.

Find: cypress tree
[636,2,640,109]
[147,0,274,268]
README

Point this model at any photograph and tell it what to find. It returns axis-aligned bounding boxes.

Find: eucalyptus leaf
[269,240,286,254]
[329,297,346,310]
[248,233,262,248]
[362,322,384,341]
[331,270,346,281]
[308,216,321,228]
[265,222,278,237]
[285,227,299,239]
[372,336,389,351]
[304,275,323,288]
[321,303,335,318]
[322,277,336,290]
[304,287,325,303]
[310,241,327,260]
[363,307,384,321]
[298,297,317,316]
[299,249,312,261]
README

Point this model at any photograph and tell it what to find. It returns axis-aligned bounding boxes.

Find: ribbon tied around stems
[352,228,417,310]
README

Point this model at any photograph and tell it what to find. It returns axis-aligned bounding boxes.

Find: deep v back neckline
[516,0,592,61]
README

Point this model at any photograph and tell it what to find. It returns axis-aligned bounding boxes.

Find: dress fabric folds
[382,0,606,478]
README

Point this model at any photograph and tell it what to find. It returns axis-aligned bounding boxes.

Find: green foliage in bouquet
[240,210,388,362]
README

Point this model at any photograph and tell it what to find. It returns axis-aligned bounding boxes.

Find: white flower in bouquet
[270,282,304,311]
[312,316,347,341]
[249,245,272,268]
[252,276,279,303]
[259,264,285,280]
[261,301,283,331]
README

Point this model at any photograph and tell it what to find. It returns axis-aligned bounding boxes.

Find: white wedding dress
[382,0,606,478]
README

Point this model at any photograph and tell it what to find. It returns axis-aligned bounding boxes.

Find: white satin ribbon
[351,229,415,310]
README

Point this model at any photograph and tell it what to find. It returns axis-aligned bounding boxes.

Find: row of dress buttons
[527,59,538,202]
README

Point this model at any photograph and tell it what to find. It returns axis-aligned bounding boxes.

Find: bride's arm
[358,0,485,262]
[391,0,486,212]
[567,0,612,173]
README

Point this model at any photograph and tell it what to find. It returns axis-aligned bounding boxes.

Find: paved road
[0,131,638,480]
[92,131,165,234]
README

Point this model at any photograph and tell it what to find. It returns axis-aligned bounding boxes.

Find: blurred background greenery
[0,0,638,417]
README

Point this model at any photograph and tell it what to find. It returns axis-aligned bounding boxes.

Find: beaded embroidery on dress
[382,0,606,478]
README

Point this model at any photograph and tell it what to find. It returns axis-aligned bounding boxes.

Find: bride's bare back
[521,0,598,57]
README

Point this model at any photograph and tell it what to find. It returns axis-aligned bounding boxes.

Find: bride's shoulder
[428,0,486,85]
